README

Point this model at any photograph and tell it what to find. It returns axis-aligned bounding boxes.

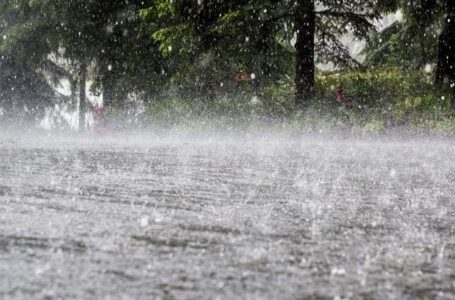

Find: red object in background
[234,73,253,82]
[335,87,355,109]
[92,106,108,134]
[92,106,105,118]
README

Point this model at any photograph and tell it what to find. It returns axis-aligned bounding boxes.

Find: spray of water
[0,126,454,299]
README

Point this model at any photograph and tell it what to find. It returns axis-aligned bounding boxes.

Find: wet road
[0,135,455,299]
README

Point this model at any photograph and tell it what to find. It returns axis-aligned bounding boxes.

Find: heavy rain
[1,0,455,299]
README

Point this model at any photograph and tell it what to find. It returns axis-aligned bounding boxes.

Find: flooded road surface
[1,135,455,299]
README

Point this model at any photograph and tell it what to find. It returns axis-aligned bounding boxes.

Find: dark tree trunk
[78,61,87,132]
[259,23,270,80]
[70,77,77,108]
[295,0,315,108]
[102,71,114,108]
[436,0,455,109]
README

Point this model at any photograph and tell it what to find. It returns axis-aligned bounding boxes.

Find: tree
[296,0,382,106]
[364,0,442,69]
[141,0,270,101]
[93,0,168,109]
[0,0,87,128]
[0,54,64,124]
[0,0,64,121]
[436,0,455,109]
[295,0,315,108]
[52,0,169,115]
[364,0,455,109]
[144,0,381,107]
[1,0,168,129]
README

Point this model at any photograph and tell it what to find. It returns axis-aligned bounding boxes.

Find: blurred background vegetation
[0,0,454,134]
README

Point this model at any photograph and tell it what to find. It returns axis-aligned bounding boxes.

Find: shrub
[143,67,454,133]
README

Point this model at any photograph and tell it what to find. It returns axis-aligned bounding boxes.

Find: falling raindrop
[140,216,149,227]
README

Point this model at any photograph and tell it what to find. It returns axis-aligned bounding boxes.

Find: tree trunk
[295,0,315,108]
[78,61,87,132]
[102,71,114,108]
[436,0,455,109]
[70,77,77,108]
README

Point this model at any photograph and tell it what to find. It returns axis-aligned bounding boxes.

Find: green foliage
[316,68,452,125]
[150,67,452,133]
[363,21,438,69]
[363,0,445,69]
[138,0,384,100]
[1,0,454,128]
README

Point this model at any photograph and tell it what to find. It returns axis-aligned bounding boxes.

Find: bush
[316,67,452,125]
[143,67,454,134]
